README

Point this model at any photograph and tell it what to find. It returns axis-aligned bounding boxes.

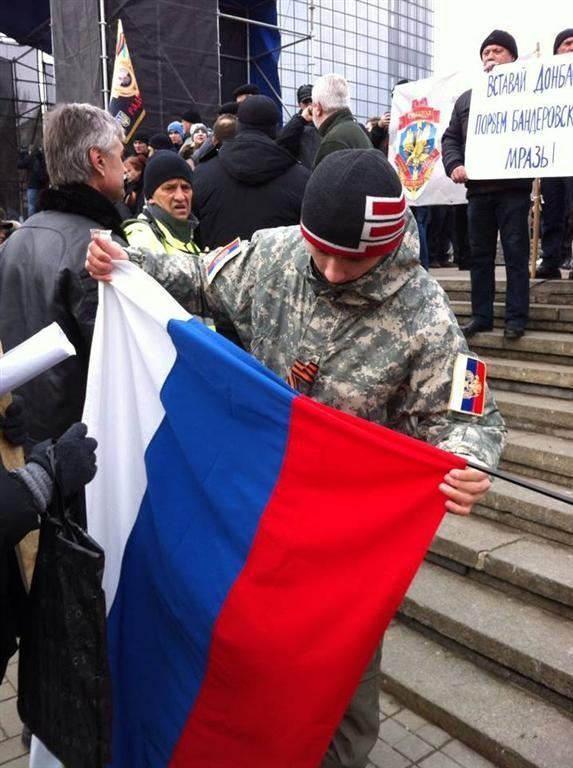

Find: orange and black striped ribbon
[286,358,319,391]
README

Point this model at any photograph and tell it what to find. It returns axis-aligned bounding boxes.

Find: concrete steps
[465,329,573,367]
[502,428,573,490]
[477,477,573,547]
[438,271,573,307]
[494,390,573,438]
[483,356,573,400]
[382,621,573,768]
[430,514,573,616]
[401,561,573,703]
[383,269,573,766]
[451,300,573,333]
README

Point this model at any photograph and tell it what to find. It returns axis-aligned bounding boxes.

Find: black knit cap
[181,107,202,124]
[297,84,313,103]
[232,83,260,99]
[149,133,172,151]
[143,151,193,199]
[218,101,239,115]
[479,30,518,60]
[237,95,279,138]
[133,131,149,143]
[553,28,573,54]
[300,149,406,259]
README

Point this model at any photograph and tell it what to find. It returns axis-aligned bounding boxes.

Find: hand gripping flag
[83,262,466,767]
[108,19,145,142]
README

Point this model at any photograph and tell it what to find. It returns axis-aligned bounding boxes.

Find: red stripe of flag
[170,395,464,767]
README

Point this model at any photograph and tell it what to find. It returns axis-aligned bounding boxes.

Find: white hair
[312,73,350,113]
[44,103,124,187]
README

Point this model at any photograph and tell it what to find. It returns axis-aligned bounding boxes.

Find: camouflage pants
[321,642,382,768]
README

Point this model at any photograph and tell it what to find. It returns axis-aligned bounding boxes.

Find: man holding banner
[442,30,531,340]
[88,149,505,768]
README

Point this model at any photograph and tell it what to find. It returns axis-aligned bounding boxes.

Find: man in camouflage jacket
[88,150,506,768]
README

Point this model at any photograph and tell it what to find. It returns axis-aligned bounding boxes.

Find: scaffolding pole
[217,0,316,118]
[98,0,109,107]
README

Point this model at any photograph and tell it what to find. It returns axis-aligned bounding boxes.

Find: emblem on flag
[206,238,242,284]
[449,354,487,416]
[108,19,145,143]
[394,98,441,201]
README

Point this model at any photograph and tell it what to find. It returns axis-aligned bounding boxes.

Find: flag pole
[529,42,542,278]
[466,460,573,506]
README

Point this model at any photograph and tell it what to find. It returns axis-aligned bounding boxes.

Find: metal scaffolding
[217,0,315,119]
[0,35,54,217]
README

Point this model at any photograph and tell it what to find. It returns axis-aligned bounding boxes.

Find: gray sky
[433,0,572,76]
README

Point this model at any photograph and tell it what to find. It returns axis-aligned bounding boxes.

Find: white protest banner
[465,52,573,179]
[389,71,470,206]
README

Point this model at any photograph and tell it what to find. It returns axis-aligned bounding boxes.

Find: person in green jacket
[311,73,373,168]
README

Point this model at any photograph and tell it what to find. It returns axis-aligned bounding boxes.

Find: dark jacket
[276,113,321,169]
[370,123,389,155]
[192,129,310,249]
[0,184,126,440]
[441,89,531,197]
[313,108,373,168]
[17,149,49,190]
[0,466,38,679]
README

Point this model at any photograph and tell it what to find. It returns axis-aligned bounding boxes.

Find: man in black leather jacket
[0,103,128,440]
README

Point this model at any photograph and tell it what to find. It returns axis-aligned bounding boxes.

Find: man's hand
[439,466,491,516]
[450,165,468,184]
[301,104,313,123]
[378,112,391,129]
[86,236,128,282]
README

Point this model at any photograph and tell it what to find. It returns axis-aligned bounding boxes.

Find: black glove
[0,395,28,446]
[28,422,98,497]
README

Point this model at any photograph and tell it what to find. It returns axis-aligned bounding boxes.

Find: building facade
[277,0,433,123]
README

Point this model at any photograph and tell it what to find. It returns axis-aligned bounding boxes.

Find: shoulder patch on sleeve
[206,237,242,284]
[449,353,487,416]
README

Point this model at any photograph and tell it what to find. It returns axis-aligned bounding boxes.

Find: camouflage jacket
[128,214,506,467]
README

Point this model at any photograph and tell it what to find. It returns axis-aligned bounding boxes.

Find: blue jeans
[411,206,430,270]
[467,191,530,328]
[26,188,39,217]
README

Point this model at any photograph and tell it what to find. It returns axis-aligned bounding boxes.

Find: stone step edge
[429,521,573,612]
[382,621,573,768]
[401,561,573,700]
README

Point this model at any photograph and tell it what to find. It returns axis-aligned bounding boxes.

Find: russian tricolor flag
[83,262,465,767]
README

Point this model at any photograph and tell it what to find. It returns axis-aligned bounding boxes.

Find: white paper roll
[0,322,76,397]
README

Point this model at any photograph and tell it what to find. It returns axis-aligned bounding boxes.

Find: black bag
[17,448,111,768]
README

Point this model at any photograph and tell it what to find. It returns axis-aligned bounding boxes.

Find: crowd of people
[0,26,570,767]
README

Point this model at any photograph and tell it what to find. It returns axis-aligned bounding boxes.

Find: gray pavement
[1,655,496,768]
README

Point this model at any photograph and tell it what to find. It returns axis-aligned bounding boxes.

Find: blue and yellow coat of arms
[394,98,441,201]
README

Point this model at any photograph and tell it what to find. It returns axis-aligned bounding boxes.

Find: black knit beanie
[553,29,573,54]
[149,133,173,151]
[182,107,202,124]
[143,151,193,199]
[300,149,406,259]
[232,83,260,100]
[479,30,518,60]
[237,95,279,139]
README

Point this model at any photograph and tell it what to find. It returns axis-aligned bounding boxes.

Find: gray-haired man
[0,102,127,440]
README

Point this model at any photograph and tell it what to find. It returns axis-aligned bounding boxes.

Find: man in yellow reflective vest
[123,151,199,257]
[124,151,219,327]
